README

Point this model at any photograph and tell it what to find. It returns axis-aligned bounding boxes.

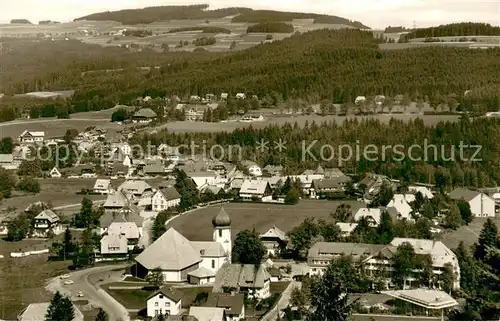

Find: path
[261,281,298,321]
[53,200,105,210]
[46,265,130,321]
[0,118,111,127]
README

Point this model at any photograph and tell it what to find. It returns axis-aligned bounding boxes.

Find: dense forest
[1,29,500,119]
[75,5,368,28]
[247,22,294,33]
[384,26,410,33]
[406,22,500,39]
[10,19,31,24]
[123,29,153,37]
[167,26,231,34]
[134,117,500,189]
[192,36,216,46]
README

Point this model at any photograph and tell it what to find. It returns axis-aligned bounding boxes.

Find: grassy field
[103,286,152,310]
[167,200,363,241]
[439,217,500,250]
[0,238,72,319]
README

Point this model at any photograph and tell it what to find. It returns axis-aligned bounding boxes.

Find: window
[155,302,159,307]
[219,229,222,237]
[212,260,215,269]
[159,295,164,299]
[165,302,170,307]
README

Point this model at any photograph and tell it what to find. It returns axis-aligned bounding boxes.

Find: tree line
[406,22,500,39]
[247,22,294,33]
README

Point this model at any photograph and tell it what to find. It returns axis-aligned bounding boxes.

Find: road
[0,118,111,127]
[261,281,299,321]
[46,265,130,321]
[53,200,105,210]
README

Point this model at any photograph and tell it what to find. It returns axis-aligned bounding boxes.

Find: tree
[0,168,15,198]
[288,218,319,257]
[17,177,41,193]
[440,263,454,293]
[232,229,265,264]
[474,218,499,260]
[0,137,14,153]
[331,204,351,222]
[73,197,94,228]
[146,267,164,288]
[63,128,79,144]
[375,211,394,244]
[392,243,416,289]
[285,188,300,205]
[95,309,108,321]
[174,169,200,211]
[45,292,75,321]
[151,210,175,242]
[444,206,462,230]
[308,258,356,321]
[457,200,473,225]
[229,41,236,50]
[371,182,393,207]
[111,108,129,122]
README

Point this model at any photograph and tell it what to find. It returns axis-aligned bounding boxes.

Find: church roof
[212,207,231,227]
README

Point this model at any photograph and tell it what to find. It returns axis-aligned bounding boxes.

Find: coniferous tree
[95,308,108,321]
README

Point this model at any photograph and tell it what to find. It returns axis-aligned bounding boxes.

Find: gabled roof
[118,180,152,195]
[189,307,225,321]
[135,228,201,270]
[34,209,59,223]
[94,179,111,190]
[101,233,128,254]
[205,293,244,316]
[133,108,157,118]
[308,242,385,260]
[260,226,288,241]
[107,221,140,239]
[213,263,270,291]
[155,186,181,201]
[103,190,129,208]
[449,187,480,202]
[390,238,457,267]
[100,209,144,228]
[188,266,217,278]
[353,208,382,226]
[147,285,182,302]
[239,180,270,195]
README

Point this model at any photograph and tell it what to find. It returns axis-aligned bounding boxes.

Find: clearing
[439,217,500,250]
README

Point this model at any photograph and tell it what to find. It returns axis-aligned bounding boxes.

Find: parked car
[60,274,70,279]
[77,291,84,297]
[64,280,74,285]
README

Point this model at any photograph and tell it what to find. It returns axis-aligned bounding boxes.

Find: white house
[335,223,358,237]
[151,187,181,212]
[239,180,272,201]
[147,286,182,317]
[220,93,229,100]
[212,263,271,300]
[100,233,128,257]
[93,179,114,194]
[241,161,262,177]
[18,130,45,144]
[49,167,62,178]
[353,208,382,227]
[189,172,218,190]
[386,194,415,221]
[235,93,246,99]
[260,226,288,256]
[32,210,62,237]
[134,207,232,283]
[449,188,495,218]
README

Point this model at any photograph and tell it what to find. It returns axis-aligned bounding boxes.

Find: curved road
[47,265,130,321]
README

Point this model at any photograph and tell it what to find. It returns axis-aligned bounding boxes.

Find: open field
[0,117,122,139]
[439,217,500,250]
[168,200,364,241]
[154,114,461,133]
[0,237,72,319]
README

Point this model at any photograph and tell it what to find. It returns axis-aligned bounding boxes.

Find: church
[134,207,232,284]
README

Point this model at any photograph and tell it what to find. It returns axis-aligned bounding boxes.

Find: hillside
[75,4,369,29]
[406,22,500,39]
[247,22,294,33]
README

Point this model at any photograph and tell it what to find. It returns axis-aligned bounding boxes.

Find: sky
[1,0,499,29]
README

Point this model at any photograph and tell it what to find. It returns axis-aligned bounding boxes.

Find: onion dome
[212,207,231,227]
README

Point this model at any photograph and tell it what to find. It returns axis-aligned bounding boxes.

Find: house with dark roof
[259,226,288,257]
[133,108,157,123]
[151,187,181,212]
[212,263,271,300]
[32,209,61,237]
[147,286,182,317]
[449,187,495,217]
[310,175,352,199]
[205,293,245,321]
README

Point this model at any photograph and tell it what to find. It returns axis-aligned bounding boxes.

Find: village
[1,118,499,321]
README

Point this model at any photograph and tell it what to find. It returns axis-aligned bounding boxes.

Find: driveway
[46,265,130,321]
[261,281,299,321]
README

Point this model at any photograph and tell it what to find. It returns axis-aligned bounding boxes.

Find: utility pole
[413,20,417,29]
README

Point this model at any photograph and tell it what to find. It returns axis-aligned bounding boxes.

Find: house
[220,93,228,100]
[310,176,352,199]
[106,221,141,250]
[189,172,218,190]
[0,154,16,170]
[93,179,114,194]
[235,93,246,99]
[240,114,264,122]
[18,130,45,144]
[134,207,232,283]
[212,263,271,300]
[335,222,358,237]
[49,166,62,178]
[189,307,225,321]
[386,194,415,221]
[260,226,288,256]
[188,266,217,285]
[241,161,262,177]
[143,160,166,176]
[133,108,157,123]
[353,208,382,227]
[449,187,495,217]
[151,187,181,212]
[99,209,144,237]
[100,233,128,257]
[239,180,272,201]
[262,165,283,177]
[32,209,62,237]
[408,186,434,199]
[308,238,461,290]
[118,180,152,198]
[185,105,209,121]
[103,190,130,210]
[147,286,182,317]
[17,302,84,321]
[205,293,245,321]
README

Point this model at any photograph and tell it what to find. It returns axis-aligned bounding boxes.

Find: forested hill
[74,4,369,28]
[406,22,500,39]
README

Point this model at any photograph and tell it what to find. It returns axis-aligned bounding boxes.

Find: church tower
[212,207,232,263]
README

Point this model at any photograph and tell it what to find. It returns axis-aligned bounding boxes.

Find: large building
[134,207,232,283]
[308,238,461,290]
